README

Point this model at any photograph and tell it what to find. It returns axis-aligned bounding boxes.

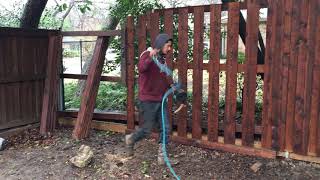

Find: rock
[62,144,73,150]
[250,162,263,173]
[0,137,6,151]
[70,145,94,168]
[116,161,124,167]
[179,152,187,156]
[266,161,275,167]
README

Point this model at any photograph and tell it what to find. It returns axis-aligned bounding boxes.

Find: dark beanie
[154,33,172,50]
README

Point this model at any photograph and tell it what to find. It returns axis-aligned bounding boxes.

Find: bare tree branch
[0,4,22,21]
[59,0,76,30]
[54,0,60,6]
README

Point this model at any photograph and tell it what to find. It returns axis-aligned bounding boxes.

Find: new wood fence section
[126,0,320,159]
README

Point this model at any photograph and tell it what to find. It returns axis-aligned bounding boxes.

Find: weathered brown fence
[126,0,320,160]
[0,28,59,131]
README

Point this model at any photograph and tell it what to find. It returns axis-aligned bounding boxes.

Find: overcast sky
[0,0,267,18]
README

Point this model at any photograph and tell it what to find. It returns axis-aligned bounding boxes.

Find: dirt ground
[0,128,320,180]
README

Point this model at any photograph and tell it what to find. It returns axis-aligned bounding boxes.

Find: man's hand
[149,49,160,57]
[170,84,176,91]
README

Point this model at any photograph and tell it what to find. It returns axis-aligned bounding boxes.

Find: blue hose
[161,87,180,180]
[151,55,181,179]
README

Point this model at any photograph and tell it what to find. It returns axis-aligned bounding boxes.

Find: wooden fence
[0,28,59,131]
[126,0,320,160]
[1,0,318,163]
[55,30,126,139]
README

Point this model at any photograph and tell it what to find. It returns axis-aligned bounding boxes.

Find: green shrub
[64,82,137,111]
[63,49,80,58]
[64,82,81,109]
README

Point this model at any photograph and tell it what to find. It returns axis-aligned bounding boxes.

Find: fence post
[126,15,135,130]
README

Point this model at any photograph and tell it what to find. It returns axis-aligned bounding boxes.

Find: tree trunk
[20,0,48,28]
[75,16,119,97]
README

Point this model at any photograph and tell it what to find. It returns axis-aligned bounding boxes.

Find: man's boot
[125,134,135,156]
[158,144,165,165]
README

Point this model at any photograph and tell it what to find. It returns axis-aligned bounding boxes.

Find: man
[125,33,173,165]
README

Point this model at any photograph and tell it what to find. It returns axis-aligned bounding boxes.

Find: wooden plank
[126,16,135,130]
[17,37,43,126]
[172,136,276,159]
[60,110,264,134]
[261,0,276,149]
[242,0,260,147]
[127,128,277,159]
[121,28,127,85]
[305,0,320,154]
[25,38,36,127]
[293,0,311,155]
[224,2,239,145]
[164,9,174,134]
[289,153,320,164]
[153,0,269,15]
[219,64,264,72]
[280,0,293,151]
[0,123,39,138]
[138,15,147,61]
[309,0,320,156]
[3,37,19,128]
[125,128,277,159]
[37,38,49,122]
[0,38,9,128]
[284,0,302,152]
[145,12,151,48]
[40,36,56,134]
[59,118,127,133]
[177,8,189,138]
[72,36,108,139]
[34,38,48,122]
[313,1,320,156]
[61,74,121,82]
[191,6,204,139]
[22,38,36,125]
[52,36,63,130]
[1,38,10,126]
[172,63,265,73]
[270,0,285,151]
[150,12,160,47]
[58,111,127,121]
[0,37,6,126]
[0,83,5,127]
[207,4,221,142]
[0,28,59,37]
[10,37,22,127]
[40,36,61,134]
[137,15,147,127]
[61,30,122,37]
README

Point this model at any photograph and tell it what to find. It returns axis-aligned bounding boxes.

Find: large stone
[250,162,263,173]
[0,137,5,151]
[70,145,93,168]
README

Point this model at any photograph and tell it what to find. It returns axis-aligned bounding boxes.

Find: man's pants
[131,101,170,145]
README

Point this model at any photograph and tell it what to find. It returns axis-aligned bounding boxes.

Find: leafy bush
[64,82,137,111]
[63,49,80,58]
[64,82,81,109]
